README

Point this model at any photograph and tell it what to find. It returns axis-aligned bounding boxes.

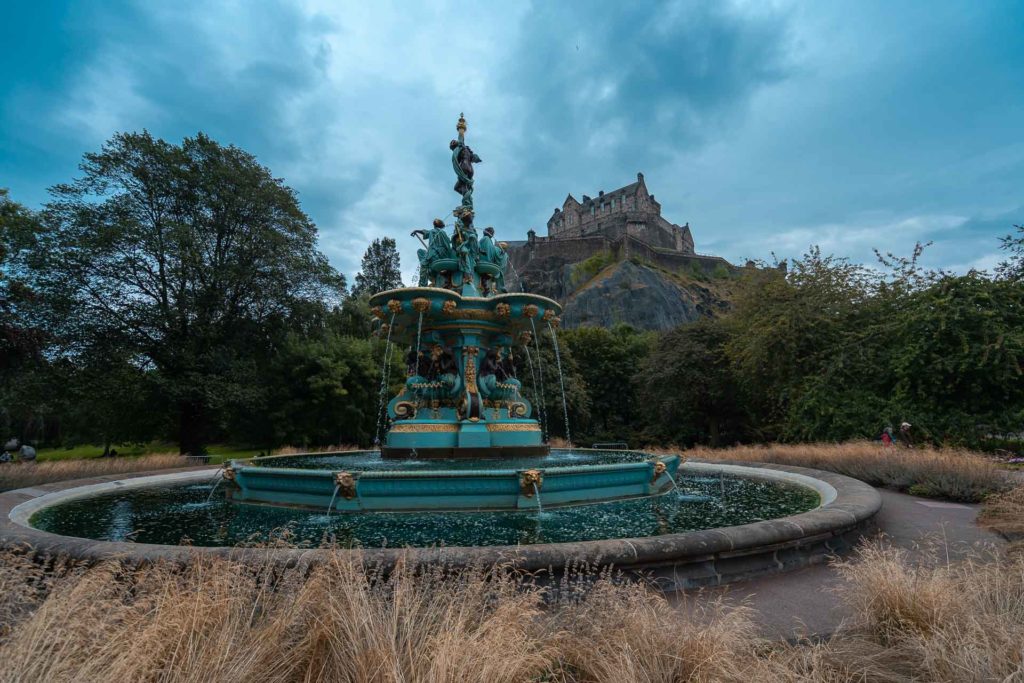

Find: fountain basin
[0,454,882,588]
[228,455,682,512]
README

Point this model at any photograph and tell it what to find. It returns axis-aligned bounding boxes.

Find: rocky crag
[503,173,742,331]
[509,254,734,331]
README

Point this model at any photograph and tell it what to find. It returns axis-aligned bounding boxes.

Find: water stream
[532,482,543,514]
[325,484,341,517]
[206,468,225,502]
[522,344,544,436]
[547,321,573,452]
[529,317,548,442]
[374,312,397,446]
[507,260,524,292]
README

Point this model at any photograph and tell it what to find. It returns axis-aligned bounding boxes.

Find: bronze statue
[451,114,481,202]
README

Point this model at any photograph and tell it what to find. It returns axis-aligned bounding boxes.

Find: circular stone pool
[0,452,882,588]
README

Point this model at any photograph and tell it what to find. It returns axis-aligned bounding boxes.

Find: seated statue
[478,226,509,292]
[412,219,456,286]
[477,347,521,402]
[406,344,461,402]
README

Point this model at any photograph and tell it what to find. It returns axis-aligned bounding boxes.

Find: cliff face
[512,256,732,331]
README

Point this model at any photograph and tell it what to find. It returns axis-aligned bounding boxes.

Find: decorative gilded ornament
[549,316,561,329]
[334,471,357,500]
[520,469,543,497]
[394,401,417,420]
[523,304,539,318]
[495,303,511,318]
[519,331,533,345]
[370,306,386,320]
[651,461,667,484]
[508,402,528,419]
[412,298,430,313]
[442,300,457,315]
[543,308,556,322]
[222,465,236,481]
[457,112,467,134]
[387,299,403,314]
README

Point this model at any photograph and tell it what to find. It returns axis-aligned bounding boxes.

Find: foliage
[351,237,402,296]
[560,324,653,444]
[569,249,615,287]
[4,539,1024,681]
[638,319,747,447]
[28,132,344,455]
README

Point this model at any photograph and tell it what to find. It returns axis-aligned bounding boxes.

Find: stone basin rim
[0,459,879,580]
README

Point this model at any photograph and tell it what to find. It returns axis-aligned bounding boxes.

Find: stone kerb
[0,460,881,587]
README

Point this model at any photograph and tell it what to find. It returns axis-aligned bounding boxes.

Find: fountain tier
[369,287,560,459]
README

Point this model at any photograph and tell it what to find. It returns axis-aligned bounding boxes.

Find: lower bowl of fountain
[226,451,683,513]
[1,450,882,588]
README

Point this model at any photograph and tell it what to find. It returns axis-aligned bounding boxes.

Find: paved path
[674,489,1004,638]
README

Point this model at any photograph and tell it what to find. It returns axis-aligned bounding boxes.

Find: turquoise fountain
[226,114,681,512]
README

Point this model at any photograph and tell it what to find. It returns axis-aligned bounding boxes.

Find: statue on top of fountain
[411,113,511,296]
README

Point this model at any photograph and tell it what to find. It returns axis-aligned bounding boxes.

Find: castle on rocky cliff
[506,173,732,279]
[545,172,694,253]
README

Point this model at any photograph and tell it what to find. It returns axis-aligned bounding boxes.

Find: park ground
[1,441,1022,681]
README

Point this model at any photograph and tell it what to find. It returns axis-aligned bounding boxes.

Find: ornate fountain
[368,113,556,459]
[227,115,682,511]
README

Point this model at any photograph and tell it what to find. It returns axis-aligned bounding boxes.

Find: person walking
[881,426,895,446]
[897,422,913,448]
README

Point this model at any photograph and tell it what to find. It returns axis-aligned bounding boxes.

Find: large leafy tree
[35,132,344,455]
[638,318,747,447]
[562,324,653,443]
[351,237,402,296]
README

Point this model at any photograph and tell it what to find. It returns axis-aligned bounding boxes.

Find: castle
[507,173,732,279]
[545,172,694,253]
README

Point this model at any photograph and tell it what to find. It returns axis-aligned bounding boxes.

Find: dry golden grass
[2,541,1021,682]
[655,441,1011,503]
[268,444,362,456]
[0,453,188,493]
[978,485,1024,559]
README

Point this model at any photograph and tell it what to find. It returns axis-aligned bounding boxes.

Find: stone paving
[676,488,1004,638]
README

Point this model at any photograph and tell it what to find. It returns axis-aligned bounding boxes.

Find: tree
[35,131,345,455]
[0,189,50,442]
[638,319,747,447]
[562,324,653,443]
[997,224,1024,281]
[351,237,402,296]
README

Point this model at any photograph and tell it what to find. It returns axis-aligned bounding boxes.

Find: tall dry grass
[674,441,1010,502]
[0,453,188,493]
[2,542,1021,682]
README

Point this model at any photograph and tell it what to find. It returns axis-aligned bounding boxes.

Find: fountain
[224,114,680,512]
[0,114,882,588]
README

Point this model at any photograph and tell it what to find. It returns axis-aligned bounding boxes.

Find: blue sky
[2,1,1022,282]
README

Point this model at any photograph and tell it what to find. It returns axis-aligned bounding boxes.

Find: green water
[30,451,820,548]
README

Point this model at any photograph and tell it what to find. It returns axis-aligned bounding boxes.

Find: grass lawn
[36,443,264,464]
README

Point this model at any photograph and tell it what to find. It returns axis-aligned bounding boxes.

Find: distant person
[897,422,913,448]
[881,426,895,447]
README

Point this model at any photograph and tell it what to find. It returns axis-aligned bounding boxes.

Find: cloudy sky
[2,1,1022,282]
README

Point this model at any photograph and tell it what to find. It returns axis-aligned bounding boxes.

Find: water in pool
[30,451,820,548]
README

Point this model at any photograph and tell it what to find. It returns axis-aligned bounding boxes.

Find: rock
[516,257,730,331]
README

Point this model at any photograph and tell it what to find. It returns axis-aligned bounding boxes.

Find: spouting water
[532,482,543,514]
[325,484,340,517]
[529,317,548,441]
[522,344,544,436]
[547,321,572,453]
[414,311,424,364]
[508,260,525,292]
[206,468,225,502]
[374,311,397,446]
[663,468,679,493]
